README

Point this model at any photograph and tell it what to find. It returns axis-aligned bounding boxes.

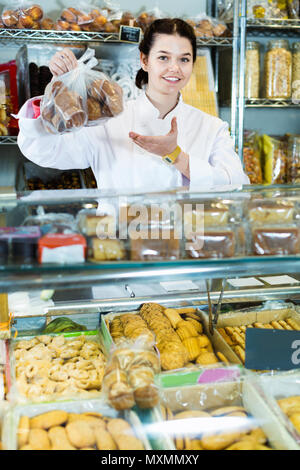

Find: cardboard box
[201,306,300,365]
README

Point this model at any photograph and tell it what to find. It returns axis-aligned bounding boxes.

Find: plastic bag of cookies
[103,338,160,411]
[1,1,43,29]
[41,48,124,134]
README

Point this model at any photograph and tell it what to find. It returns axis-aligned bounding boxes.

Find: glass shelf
[1,256,300,293]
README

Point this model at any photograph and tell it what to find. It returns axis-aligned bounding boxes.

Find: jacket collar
[136,90,183,122]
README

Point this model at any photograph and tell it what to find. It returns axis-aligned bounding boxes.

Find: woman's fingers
[168,117,178,135]
[49,48,77,76]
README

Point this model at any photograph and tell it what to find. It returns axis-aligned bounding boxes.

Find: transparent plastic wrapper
[292,42,300,103]
[217,0,234,22]
[55,3,108,32]
[263,40,292,99]
[40,48,124,135]
[38,233,87,264]
[211,303,300,365]
[249,372,300,449]
[245,42,261,99]
[103,338,160,411]
[2,398,150,450]
[135,6,168,32]
[128,201,181,261]
[268,0,289,18]
[23,212,77,235]
[9,332,107,404]
[287,135,300,183]
[261,134,287,184]
[184,223,245,260]
[1,1,43,29]
[243,130,263,184]
[251,224,300,256]
[246,197,296,224]
[154,367,278,450]
[186,13,229,38]
[247,0,269,18]
[287,0,300,17]
[248,0,289,18]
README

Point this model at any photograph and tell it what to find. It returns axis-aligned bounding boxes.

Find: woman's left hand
[129,117,178,157]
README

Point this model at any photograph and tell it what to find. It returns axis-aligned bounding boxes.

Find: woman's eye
[181,58,190,63]
[158,56,168,61]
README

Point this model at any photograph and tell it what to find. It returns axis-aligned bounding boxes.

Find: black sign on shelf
[245,328,300,371]
[119,25,142,44]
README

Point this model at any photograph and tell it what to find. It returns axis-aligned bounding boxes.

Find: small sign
[160,280,202,292]
[227,277,264,288]
[245,328,300,370]
[119,25,142,44]
[258,275,299,286]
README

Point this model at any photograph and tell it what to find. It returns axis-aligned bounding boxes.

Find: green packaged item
[43,317,87,334]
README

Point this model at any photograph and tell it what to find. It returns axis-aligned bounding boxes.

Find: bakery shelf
[0,28,121,43]
[0,28,234,47]
[245,99,300,108]
[2,256,300,293]
[247,18,300,36]
[0,136,18,145]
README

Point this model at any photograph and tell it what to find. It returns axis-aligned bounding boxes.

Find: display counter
[0,185,300,450]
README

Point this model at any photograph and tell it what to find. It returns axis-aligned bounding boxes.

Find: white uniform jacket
[17,91,249,192]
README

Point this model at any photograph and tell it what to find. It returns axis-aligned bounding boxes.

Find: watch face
[164,156,173,164]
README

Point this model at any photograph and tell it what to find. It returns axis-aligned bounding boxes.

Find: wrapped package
[217,0,235,22]
[41,48,123,134]
[287,135,300,183]
[261,134,287,184]
[38,233,87,264]
[243,130,263,184]
[55,3,108,32]
[0,61,19,135]
[248,0,289,18]
[2,398,150,450]
[186,13,229,38]
[1,1,43,29]
[103,338,160,411]
[135,6,167,32]
[246,198,296,224]
[251,225,300,256]
[287,0,300,17]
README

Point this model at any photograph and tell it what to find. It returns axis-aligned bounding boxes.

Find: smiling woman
[16,18,249,192]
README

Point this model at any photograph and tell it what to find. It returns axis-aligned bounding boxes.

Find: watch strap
[162,145,182,165]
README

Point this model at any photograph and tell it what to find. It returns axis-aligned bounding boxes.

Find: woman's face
[141,33,194,97]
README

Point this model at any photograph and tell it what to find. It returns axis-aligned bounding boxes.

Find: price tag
[245,328,300,370]
[119,25,142,44]
[258,275,299,286]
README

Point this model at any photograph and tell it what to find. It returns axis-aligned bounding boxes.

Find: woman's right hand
[49,48,78,77]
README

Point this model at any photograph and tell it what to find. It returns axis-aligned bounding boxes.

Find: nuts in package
[40,48,124,134]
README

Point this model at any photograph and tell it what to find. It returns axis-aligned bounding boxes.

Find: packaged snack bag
[40,48,123,134]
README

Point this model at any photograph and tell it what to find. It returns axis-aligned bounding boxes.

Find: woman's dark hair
[136,18,197,89]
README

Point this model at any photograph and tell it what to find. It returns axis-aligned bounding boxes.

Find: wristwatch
[162,145,182,165]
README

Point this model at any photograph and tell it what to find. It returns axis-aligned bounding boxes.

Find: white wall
[0,0,207,18]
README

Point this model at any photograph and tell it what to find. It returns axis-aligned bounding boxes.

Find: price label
[119,25,142,44]
[245,328,300,370]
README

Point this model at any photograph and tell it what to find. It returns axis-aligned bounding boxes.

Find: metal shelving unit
[237,1,300,160]
[246,99,300,108]
[0,27,234,47]
[0,136,18,145]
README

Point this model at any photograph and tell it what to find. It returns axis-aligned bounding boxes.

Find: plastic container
[243,130,263,184]
[264,40,292,99]
[287,135,300,183]
[292,42,300,101]
[251,224,300,256]
[245,41,261,99]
